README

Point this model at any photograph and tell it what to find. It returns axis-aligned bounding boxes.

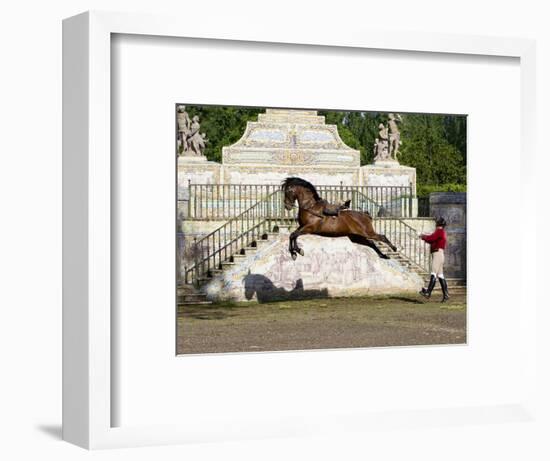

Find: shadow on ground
[388,295,424,304]
[244,274,328,303]
[183,310,237,320]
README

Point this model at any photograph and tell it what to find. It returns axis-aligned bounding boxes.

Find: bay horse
[281,177,397,260]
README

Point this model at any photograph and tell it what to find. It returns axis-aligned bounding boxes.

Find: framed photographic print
[175,103,467,355]
[63,11,537,449]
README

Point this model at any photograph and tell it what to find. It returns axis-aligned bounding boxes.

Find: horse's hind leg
[348,235,390,259]
[368,233,397,252]
[379,234,397,252]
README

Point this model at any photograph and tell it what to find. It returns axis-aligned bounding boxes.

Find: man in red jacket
[419,217,450,302]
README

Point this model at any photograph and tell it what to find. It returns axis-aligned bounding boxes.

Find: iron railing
[181,183,414,219]
[417,196,430,217]
[182,189,431,286]
[374,218,432,273]
[184,190,294,285]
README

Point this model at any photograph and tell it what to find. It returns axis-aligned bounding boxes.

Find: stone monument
[373,123,390,161]
[388,113,402,161]
[177,105,209,159]
[177,108,418,214]
[177,105,222,190]
[361,113,416,198]
[220,108,361,185]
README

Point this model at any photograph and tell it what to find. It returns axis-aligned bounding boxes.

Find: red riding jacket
[421,227,447,253]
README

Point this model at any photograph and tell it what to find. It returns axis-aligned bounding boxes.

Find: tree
[399,113,466,185]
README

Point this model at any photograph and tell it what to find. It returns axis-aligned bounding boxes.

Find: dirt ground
[177,293,467,354]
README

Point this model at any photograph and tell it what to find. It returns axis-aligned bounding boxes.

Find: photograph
[176,105,467,354]
[3,0,541,455]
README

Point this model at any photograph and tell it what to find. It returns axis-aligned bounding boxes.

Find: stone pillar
[429,192,466,279]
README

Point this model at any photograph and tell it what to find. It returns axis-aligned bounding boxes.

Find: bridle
[284,186,330,219]
[289,203,325,219]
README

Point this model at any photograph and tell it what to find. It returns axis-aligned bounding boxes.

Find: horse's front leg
[289,223,317,259]
[290,229,305,258]
[288,234,296,257]
[288,227,302,260]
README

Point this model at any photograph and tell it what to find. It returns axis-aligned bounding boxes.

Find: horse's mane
[281,177,321,201]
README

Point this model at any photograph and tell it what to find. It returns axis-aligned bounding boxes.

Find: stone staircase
[179,224,292,305]
[180,223,466,304]
[373,241,428,277]
[177,283,211,306]
[194,224,289,287]
[373,242,466,295]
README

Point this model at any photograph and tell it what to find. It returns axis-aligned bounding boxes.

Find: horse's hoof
[297,248,304,256]
[291,252,297,260]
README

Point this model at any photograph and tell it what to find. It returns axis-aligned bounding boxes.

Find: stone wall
[177,158,222,199]
[429,192,467,279]
[220,165,359,187]
[178,217,436,291]
[359,163,417,195]
[177,219,229,279]
[204,232,424,302]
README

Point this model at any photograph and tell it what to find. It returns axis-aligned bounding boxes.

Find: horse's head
[283,184,297,210]
[282,177,320,210]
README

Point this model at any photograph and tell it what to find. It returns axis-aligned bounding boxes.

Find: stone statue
[188,116,203,156]
[197,132,209,156]
[177,105,191,153]
[388,113,402,160]
[177,106,208,157]
[373,123,389,161]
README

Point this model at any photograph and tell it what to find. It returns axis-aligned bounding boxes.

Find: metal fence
[417,197,430,217]
[183,190,295,284]
[374,218,432,273]
[180,183,414,219]
[180,187,431,286]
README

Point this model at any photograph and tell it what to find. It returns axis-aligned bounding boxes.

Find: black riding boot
[420,274,436,298]
[439,277,450,302]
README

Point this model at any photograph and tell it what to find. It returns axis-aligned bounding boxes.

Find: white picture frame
[62,10,538,450]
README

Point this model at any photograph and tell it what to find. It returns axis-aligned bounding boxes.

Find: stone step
[177,297,211,305]
[178,292,205,299]
[177,285,198,295]
[177,300,212,310]
[177,284,212,306]
[179,300,211,305]
[271,224,292,234]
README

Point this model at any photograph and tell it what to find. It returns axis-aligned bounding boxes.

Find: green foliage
[399,113,466,186]
[181,105,467,189]
[417,183,467,198]
[320,110,385,165]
